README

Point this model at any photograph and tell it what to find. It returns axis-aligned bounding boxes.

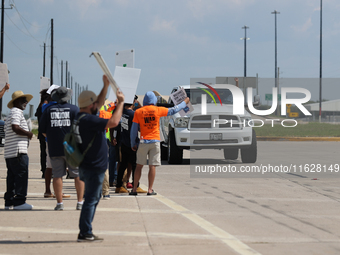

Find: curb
[257,136,340,142]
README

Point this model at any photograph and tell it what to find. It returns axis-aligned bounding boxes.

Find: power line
[10,6,41,42]
[4,31,33,55]
[44,20,51,43]
[11,0,44,28]
[5,11,32,38]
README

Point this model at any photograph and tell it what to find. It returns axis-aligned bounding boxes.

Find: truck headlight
[174,117,189,128]
[240,117,253,127]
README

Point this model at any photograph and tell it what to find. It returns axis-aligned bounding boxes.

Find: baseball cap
[78,90,97,108]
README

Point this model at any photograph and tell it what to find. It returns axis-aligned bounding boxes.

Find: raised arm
[0,83,10,99]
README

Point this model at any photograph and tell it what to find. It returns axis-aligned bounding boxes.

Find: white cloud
[67,0,102,18]
[27,21,41,35]
[291,17,313,33]
[150,16,177,34]
[186,0,255,19]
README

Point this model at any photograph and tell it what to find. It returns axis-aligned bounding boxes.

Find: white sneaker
[5,205,13,210]
[13,203,33,210]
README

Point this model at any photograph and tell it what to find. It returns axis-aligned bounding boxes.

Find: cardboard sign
[170,88,193,117]
[0,63,9,90]
[108,66,141,104]
[115,49,134,68]
[91,52,119,95]
[40,76,50,91]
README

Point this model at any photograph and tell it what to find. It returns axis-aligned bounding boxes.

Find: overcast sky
[0,0,339,115]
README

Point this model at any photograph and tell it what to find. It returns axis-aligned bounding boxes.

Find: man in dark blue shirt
[39,87,84,211]
[115,103,146,193]
[76,75,124,242]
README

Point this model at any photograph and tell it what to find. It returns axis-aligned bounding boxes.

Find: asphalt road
[1,140,340,255]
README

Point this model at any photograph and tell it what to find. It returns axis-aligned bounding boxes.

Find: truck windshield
[185,88,233,105]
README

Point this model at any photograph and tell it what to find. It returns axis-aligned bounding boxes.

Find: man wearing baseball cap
[4,90,33,210]
[76,75,124,242]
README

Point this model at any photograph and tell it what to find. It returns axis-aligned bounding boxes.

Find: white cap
[47,84,60,94]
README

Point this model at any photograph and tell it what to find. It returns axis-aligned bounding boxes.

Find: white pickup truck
[158,84,257,164]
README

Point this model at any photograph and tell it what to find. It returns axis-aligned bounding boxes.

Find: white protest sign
[0,63,9,90]
[170,88,193,117]
[108,66,141,104]
[91,52,119,94]
[115,49,134,68]
[40,76,50,91]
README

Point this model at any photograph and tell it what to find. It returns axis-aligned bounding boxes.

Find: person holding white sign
[129,91,189,196]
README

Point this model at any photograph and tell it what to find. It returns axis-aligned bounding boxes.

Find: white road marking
[155,194,261,255]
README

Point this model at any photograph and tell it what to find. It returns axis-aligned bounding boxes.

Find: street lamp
[241,26,250,78]
[319,0,322,122]
[0,0,13,118]
[272,10,280,115]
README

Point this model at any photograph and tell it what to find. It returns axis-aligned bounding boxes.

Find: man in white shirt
[4,90,34,210]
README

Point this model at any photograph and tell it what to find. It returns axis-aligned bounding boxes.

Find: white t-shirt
[4,107,29,159]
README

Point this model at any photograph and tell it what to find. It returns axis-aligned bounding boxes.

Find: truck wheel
[241,129,257,163]
[161,142,168,160]
[167,130,183,164]
[223,148,238,160]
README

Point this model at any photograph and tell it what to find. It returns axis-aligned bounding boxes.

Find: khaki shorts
[46,142,52,169]
[136,142,161,166]
[50,156,79,178]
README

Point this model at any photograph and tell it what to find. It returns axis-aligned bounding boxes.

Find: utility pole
[65,61,68,88]
[50,19,53,85]
[70,76,73,104]
[43,43,46,76]
[75,80,77,106]
[272,10,280,115]
[241,26,249,78]
[0,1,13,118]
[278,67,280,115]
[61,60,63,86]
[319,0,322,122]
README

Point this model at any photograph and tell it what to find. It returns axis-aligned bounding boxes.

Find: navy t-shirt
[39,103,79,157]
[76,112,108,171]
[120,108,135,147]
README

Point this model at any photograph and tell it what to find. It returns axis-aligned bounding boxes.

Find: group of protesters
[2,75,190,242]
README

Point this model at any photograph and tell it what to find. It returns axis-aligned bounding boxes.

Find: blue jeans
[78,167,106,235]
[4,154,29,206]
[107,140,118,183]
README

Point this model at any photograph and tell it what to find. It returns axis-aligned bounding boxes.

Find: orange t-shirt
[132,105,168,140]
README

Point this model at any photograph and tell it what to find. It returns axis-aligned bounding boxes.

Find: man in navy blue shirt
[76,75,124,242]
[39,87,84,211]
[115,102,146,193]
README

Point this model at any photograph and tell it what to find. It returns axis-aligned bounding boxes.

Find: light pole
[0,0,13,118]
[241,26,249,78]
[319,0,322,122]
[272,10,280,115]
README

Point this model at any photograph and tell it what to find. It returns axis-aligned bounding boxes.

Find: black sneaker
[77,233,103,242]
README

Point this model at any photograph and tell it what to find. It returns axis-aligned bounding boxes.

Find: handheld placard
[90,52,120,94]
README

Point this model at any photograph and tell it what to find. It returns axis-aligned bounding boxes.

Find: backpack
[63,114,96,168]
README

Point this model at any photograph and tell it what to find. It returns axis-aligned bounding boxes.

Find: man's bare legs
[132,164,156,194]
[53,177,63,203]
[148,165,156,193]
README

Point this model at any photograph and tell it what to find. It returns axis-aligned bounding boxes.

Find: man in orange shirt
[130,91,189,195]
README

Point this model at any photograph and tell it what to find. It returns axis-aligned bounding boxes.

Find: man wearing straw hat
[4,90,33,210]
